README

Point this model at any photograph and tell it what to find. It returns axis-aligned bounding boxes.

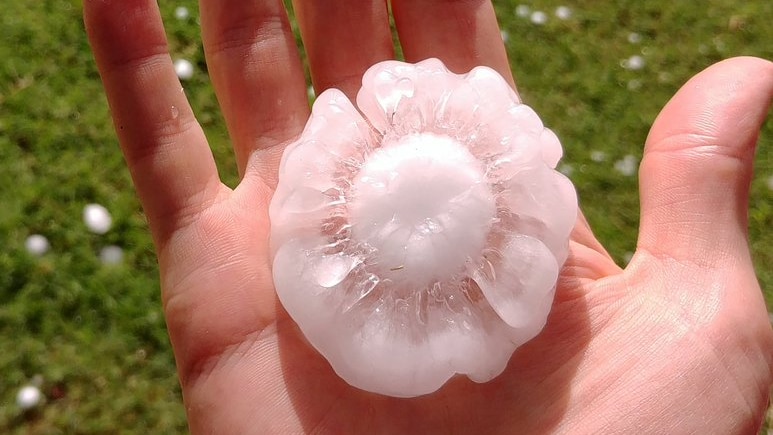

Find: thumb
[637,56,773,268]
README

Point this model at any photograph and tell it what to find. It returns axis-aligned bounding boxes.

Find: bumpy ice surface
[269,59,577,397]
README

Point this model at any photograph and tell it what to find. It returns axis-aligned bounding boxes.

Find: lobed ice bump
[470,235,559,329]
[312,253,361,288]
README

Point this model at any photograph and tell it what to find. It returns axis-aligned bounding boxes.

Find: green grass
[0,0,771,432]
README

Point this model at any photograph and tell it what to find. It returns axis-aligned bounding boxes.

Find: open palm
[85,1,772,433]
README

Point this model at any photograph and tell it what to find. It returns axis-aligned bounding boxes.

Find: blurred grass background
[1,0,770,432]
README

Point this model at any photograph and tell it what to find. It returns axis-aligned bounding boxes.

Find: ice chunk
[83,203,112,234]
[622,55,646,71]
[100,245,124,265]
[590,150,607,162]
[614,154,638,176]
[25,234,50,256]
[270,59,577,397]
[628,32,642,44]
[555,6,573,20]
[174,6,189,20]
[16,385,42,410]
[174,59,194,80]
[530,11,548,25]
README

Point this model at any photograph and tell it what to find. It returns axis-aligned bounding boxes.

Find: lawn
[1,0,771,432]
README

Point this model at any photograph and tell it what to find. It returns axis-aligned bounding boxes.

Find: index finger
[84,0,222,245]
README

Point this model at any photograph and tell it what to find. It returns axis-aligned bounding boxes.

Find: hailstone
[25,234,50,256]
[83,203,112,234]
[174,59,194,81]
[269,58,577,397]
[174,6,190,20]
[99,245,124,265]
[16,385,42,410]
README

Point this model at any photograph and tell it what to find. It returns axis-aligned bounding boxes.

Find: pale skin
[83,1,773,433]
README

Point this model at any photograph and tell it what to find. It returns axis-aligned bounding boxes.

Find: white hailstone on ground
[500,30,509,43]
[766,175,773,191]
[530,10,548,25]
[270,58,577,397]
[16,385,42,410]
[100,245,124,265]
[590,150,607,162]
[627,79,642,91]
[558,163,574,176]
[174,6,189,20]
[25,234,50,256]
[627,32,642,44]
[713,36,726,52]
[174,59,194,81]
[614,154,638,176]
[307,85,316,99]
[83,203,112,234]
[555,6,572,20]
[515,5,530,18]
[622,55,646,71]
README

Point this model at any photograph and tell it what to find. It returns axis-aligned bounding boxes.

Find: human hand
[84,1,772,433]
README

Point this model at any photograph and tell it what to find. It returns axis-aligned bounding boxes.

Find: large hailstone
[269,58,577,397]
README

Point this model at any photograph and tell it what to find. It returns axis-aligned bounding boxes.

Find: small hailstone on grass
[174,6,189,20]
[590,150,607,162]
[555,6,572,20]
[500,30,509,43]
[622,55,646,71]
[766,175,773,191]
[83,204,112,234]
[174,59,194,81]
[25,234,50,256]
[515,5,530,17]
[713,36,726,52]
[614,154,638,176]
[530,11,548,25]
[627,32,642,44]
[627,79,642,91]
[270,58,577,397]
[16,385,42,410]
[100,245,124,265]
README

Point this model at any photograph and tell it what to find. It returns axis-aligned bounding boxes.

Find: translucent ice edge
[269,58,578,397]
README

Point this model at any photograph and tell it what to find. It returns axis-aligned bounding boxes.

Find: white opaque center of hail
[349,133,496,288]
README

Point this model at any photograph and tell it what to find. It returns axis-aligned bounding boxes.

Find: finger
[391,0,514,88]
[292,0,394,99]
[638,57,773,266]
[200,0,310,179]
[84,0,222,244]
